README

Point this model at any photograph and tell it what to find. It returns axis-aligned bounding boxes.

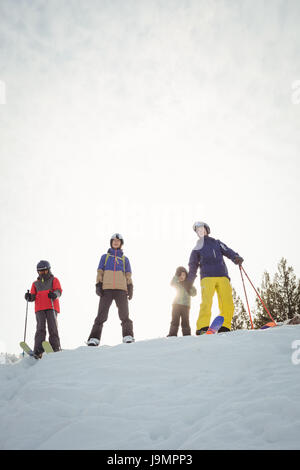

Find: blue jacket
[187,236,239,282]
[98,248,131,274]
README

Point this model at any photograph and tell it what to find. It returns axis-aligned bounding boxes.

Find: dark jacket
[187,236,239,282]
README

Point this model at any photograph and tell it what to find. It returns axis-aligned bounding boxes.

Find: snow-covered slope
[1,326,300,450]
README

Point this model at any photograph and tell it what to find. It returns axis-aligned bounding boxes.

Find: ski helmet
[193,221,210,235]
[36,260,51,271]
[110,233,124,248]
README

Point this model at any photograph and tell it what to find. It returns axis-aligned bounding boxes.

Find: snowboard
[42,341,54,353]
[260,321,277,330]
[20,341,40,359]
[206,315,225,335]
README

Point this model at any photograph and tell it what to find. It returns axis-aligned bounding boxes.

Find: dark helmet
[193,221,210,235]
[110,233,124,248]
[36,260,51,272]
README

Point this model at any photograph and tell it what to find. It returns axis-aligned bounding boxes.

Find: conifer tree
[232,287,252,330]
[254,258,300,327]
[296,279,300,317]
[253,270,277,328]
[273,258,299,321]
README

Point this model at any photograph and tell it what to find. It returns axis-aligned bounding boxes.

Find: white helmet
[193,221,210,235]
[110,233,124,247]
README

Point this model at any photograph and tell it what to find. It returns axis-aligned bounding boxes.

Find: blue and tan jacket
[187,236,240,282]
[96,248,132,291]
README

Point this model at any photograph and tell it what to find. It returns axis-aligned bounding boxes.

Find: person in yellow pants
[197,277,234,331]
[184,221,244,334]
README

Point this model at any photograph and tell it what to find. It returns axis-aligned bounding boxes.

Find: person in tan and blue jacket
[87,233,134,346]
[167,267,197,337]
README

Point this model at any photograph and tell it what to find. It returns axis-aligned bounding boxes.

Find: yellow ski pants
[196,277,234,330]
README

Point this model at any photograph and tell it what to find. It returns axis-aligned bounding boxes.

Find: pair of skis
[20,341,54,359]
[204,316,277,334]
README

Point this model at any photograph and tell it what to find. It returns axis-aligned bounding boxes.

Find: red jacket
[30,275,62,313]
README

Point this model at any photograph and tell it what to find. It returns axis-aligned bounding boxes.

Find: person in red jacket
[25,260,62,357]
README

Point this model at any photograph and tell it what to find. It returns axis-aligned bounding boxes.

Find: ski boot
[87,338,100,347]
[123,336,135,343]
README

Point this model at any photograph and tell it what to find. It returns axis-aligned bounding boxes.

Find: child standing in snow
[24,260,62,357]
[167,267,197,337]
[87,233,134,346]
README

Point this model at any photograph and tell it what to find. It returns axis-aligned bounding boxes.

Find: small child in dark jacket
[167,267,197,337]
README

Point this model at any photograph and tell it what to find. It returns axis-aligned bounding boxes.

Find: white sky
[1,0,300,354]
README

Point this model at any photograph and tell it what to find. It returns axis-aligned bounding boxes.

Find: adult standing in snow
[185,222,243,334]
[24,260,62,357]
[87,233,134,346]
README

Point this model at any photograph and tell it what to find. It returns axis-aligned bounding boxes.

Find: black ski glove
[233,256,244,266]
[25,292,35,302]
[127,283,133,300]
[96,282,104,297]
[48,291,58,300]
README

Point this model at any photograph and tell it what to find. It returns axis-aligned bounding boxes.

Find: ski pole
[239,266,254,329]
[23,290,30,356]
[50,296,61,351]
[240,266,277,325]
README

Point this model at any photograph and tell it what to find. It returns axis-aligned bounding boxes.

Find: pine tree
[232,287,252,330]
[273,258,299,321]
[296,280,300,317]
[253,270,277,328]
[254,258,300,327]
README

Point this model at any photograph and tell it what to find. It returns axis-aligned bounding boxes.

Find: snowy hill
[1,326,300,450]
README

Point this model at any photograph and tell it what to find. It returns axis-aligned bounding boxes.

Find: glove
[48,291,58,300]
[96,282,104,297]
[25,292,34,301]
[127,284,133,300]
[234,256,244,265]
[182,279,193,293]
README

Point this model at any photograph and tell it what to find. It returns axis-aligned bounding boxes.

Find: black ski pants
[168,304,191,336]
[88,289,133,342]
[34,309,61,354]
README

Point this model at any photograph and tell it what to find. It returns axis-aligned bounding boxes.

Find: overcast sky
[1,0,300,354]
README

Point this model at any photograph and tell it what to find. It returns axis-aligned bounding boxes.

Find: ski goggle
[193,221,205,231]
[111,233,123,241]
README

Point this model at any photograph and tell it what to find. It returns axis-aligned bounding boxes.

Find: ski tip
[260,321,277,330]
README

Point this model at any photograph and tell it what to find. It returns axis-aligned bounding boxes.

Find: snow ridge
[1,326,300,450]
